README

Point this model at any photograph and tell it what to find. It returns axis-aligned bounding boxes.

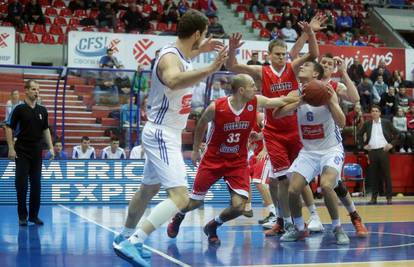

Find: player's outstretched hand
[333,56,346,74]
[309,13,327,32]
[210,46,228,73]
[199,36,225,53]
[191,150,201,167]
[229,33,244,51]
[298,21,313,35]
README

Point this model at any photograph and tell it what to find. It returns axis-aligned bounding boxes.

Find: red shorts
[191,160,250,200]
[249,155,271,184]
[263,130,302,178]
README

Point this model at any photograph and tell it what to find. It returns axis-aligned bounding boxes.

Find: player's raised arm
[226,33,262,80]
[292,22,319,75]
[327,85,346,128]
[256,94,301,109]
[158,46,228,91]
[191,102,216,166]
[272,90,301,118]
[190,36,225,59]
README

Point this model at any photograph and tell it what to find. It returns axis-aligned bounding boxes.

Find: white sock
[214,215,224,225]
[120,227,135,238]
[245,203,252,211]
[129,229,148,244]
[283,216,293,225]
[145,198,180,229]
[307,204,317,216]
[342,198,356,214]
[293,216,305,231]
[332,219,341,228]
[267,204,276,216]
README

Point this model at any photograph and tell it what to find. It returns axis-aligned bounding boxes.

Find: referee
[5,80,54,226]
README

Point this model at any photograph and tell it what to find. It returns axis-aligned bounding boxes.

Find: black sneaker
[19,219,27,226]
[258,212,275,224]
[28,217,44,225]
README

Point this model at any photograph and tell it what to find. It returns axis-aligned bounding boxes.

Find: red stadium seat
[53,0,66,8]
[272,14,282,22]
[99,27,111,32]
[45,7,58,16]
[56,34,66,44]
[74,9,88,18]
[251,20,263,29]
[44,16,52,24]
[38,0,49,5]
[59,8,72,17]
[258,13,270,22]
[244,12,254,21]
[89,9,99,19]
[49,24,63,35]
[260,28,270,39]
[53,16,67,26]
[0,4,7,13]
[115,25,125,33]
[23,33,39,44]
[142,4,153,14]
[33,24,46,34]
[169,23,177,32]
[156,22,168,31]
[41,33,56,45]
[292,0,303,8]
[66,25,79,34]
[235,5,248,13]
[69,18,80,26]
[290,7,300,16]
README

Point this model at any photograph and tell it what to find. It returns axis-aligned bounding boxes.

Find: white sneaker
[307,214,324,232]
[262,217,277,229]
[399,148,406,153]
[408,148,412,153]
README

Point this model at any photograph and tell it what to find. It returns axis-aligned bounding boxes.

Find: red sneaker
[167,213,185,238]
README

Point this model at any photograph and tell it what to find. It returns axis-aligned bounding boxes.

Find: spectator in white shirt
[209,80,227,101]
[281,20,298,42]
[101,136,126,159]
[5,89,23,121]
[129,143,146,159]
[72,136,96,159]
[393,107,411,153]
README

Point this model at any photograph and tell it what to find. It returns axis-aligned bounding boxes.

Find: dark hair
[370,104,381,112]
[111,136,120,142]
[53,140,62,146]
[81,136,90,142]
[177,9,208,39]
[107,48,113,53]
[311,61,324,80]
[322,53,334,59]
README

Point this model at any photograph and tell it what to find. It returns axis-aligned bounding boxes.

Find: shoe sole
[113,243,151,259]
[113,247,151,266]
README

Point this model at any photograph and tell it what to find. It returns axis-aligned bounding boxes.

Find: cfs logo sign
[75,37,120,57]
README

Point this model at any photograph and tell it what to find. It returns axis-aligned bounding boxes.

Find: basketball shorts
[249,155,272,184]
[191,160,250,200]
[287,144,345,186]
[141,122,188,189]
[263,130,302,179]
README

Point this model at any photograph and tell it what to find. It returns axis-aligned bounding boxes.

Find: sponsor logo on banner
[319,45,406,75]
[75,36,111,57]
[108,38,121,53]
[0,33,10,48]
[133,38,154,66]
[0,27,15,64]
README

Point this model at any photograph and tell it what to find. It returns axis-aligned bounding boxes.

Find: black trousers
[15,142,43,220]
[368,148,393,198]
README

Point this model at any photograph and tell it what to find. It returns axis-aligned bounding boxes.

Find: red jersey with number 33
[202,96,257,167]
[262,63,299,132]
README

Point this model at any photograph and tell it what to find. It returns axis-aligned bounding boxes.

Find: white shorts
[141,122,188,189]
[251,156,272,184]
[287,145,344,185]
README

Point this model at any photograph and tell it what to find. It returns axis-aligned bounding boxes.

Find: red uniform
[191,96,258,199]
[261,63,302,177]
[328,79,339,92]
[248,120,271,184]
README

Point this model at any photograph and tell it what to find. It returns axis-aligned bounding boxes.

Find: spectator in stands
[353,35,367,46]
[94,71,119,106]
[150,50,160,71]
[45,140,68,160]
[114,69,131,103]
[7,0,24,31]
[263,54,271,66]
[391,70,406,89]
[301,0,315,18]
[68,0,84,13]
[101,136,126,159]
[177,0,190,16]
[72,136,96,159]
[281,20,298,42]
[99,48,121,69]
[370,61,392,85]
[373,75,388,104]
[84,0,97,10]
[162,0,180,24]
[219,76,231,93]
[190,81,207,120]
[281,6,297,28]
[130,142,146,159]
[210,80,227,101]
[335,10,353,33]
[396,87,412,113]
[335,32,350,46]
[343,103,364,143]
[358,77,374,112]
[249,0,268,14]
[379,86,397,118]
[350,10,363,33]
[196,0,217,17]
[348,57,365,85]
[5,90,22,121]
[207,15,226,38]
[120,95,138,128]
[393,107,411,153]
[269,26,280,41]
[406,103,414,146]
[122,4,149,33]
[324,9,335,33]
[23,0,45,25]
[97,2,116,29]
[246,52,262,65]
[111,0,128,13]
[298,7,312,23]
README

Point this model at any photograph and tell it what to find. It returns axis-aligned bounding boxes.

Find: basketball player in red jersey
[226,19,325,235]
[320,54,368,237]
[167,74,300,245]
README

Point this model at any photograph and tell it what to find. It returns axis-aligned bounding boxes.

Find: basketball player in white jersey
[113,10,228,267]
[274,61,350,245]
[101,136,126,159]
[72,136,96,159]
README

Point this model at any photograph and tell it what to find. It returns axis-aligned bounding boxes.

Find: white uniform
[129,145,146,159]
[142,44,194,188]
[101,146,126,159]
[72,145,96,159]
[288,101,344,184]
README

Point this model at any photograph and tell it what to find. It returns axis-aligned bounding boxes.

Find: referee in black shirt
[5,80,54,226]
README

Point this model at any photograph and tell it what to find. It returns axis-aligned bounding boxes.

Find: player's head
[81,136,90,150]
[110,136,120,151]
[370,105,381,120]
[298,61,324,82]
[320,53,335,78]
[231,74,257,101]
[53,140,63,153]
[24,79,40,102]
[177,9,208,50]
[268,39,288,67]
[106,48,113,57]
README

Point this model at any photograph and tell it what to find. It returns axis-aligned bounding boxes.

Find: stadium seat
[74,9,88,18]
[99,27,111,32]
[49,24,64,35]
[142,4,153,14]
[156,23,168,32]
[41,33,56,45]
[53,16,68,26]
[59,8,72,17]
[66,25,79,34]
[45,7,58,17]
[33,24,46,34]
[169,23,177,32]
[23,33,40,44]
[56,34,66,44]
[53,0,66,8]
[44,16,52,24]
[259,28,270,39]
[0,4,7,13]
[89,9,99,19]
[39,0,49,5]
[292,0,303,8]
[258,13,270,22]
[342,163,366,196]
[69,18,80,27]
[117,10,126,19]
[235,5,248,13]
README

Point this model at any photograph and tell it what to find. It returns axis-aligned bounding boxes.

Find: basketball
[302,80,331,107]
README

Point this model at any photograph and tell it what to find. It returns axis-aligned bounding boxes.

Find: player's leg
[243,184,254,217]
[255,183,276,223]
[335,181,368,237]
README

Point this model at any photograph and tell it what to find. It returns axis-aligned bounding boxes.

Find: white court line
[230,259,414,267]
[58,204,191,267]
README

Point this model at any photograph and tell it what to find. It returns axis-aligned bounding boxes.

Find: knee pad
[334,181,348,198]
